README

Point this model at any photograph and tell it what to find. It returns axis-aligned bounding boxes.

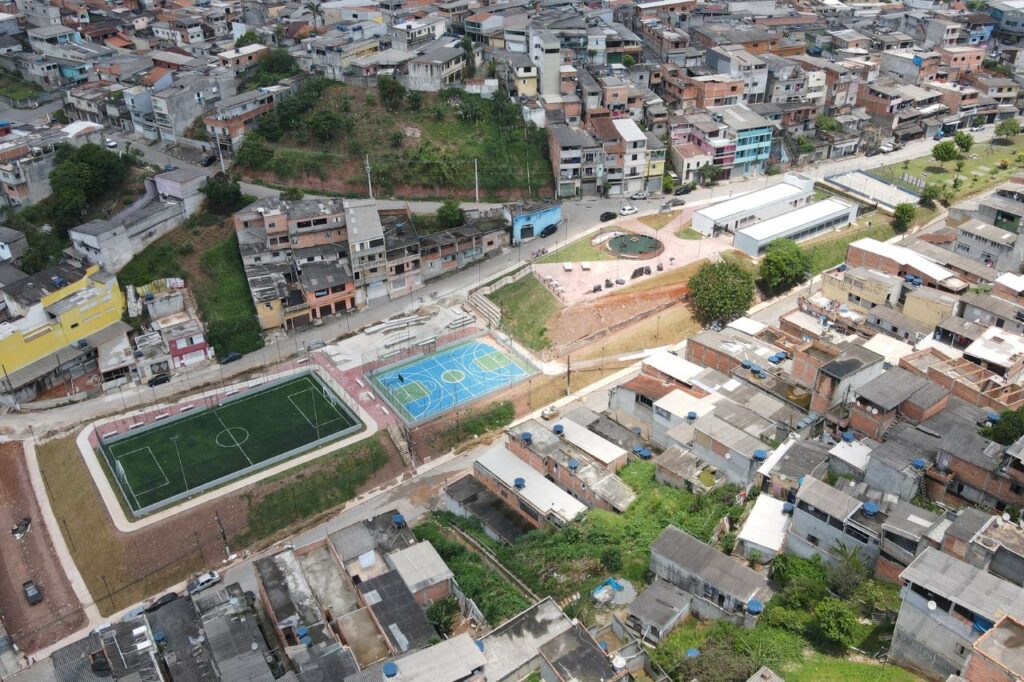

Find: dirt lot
[0,442,87,653]
[37,432,406,617]
[547,280,688,348]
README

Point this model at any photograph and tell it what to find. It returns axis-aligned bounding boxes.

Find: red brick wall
[963,650,1017,682]
[873,554,905,584]
[790,345,824,390]
[849,404,895,439]
[900,392,949,423]
[413,580,451,607]
[685,337,741,374]
[472,464,543,529]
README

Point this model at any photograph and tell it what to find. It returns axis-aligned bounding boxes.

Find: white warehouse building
[733,197,858,256]
[691,171,815,237]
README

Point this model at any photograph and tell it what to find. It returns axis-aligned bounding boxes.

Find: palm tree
[304,1,324,29]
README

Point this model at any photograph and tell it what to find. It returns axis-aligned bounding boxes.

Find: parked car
[306,339,326,352]
[669,198,686,207]
[541,405,559,420]
[933,131,945,141]
[145,592,178,613]
[599,211,617,222]
[201,155,217,167]
[104,138,118,148]
[22,581,42,605]
[539,224,558,237]
[120,605,145,622]
[147,373,171,387]
[971,124,986,132]
[630,191,649,200]
[878,142,895,154]
[186,570,221,595]
[674,186,691,195]
[219,351,242,364]
[619,205,638,216]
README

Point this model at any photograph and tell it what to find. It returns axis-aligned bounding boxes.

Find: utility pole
[474,158,479,204]
[211,124,226,174]
[526,160,532,197]
[365,155,373,198]
[215,509,230,559]
[565,354,571,396]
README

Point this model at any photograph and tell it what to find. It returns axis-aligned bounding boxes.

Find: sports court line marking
[112,446,171,498]
[214,410,253,466]
[287,390,346,430]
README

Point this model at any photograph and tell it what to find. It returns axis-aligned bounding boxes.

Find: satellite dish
[927,600,937,611]
[1003,513,1012,522]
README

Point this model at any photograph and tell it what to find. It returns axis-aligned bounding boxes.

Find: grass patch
[448,460,743,600]
[117,242,188,287]
[639,210,683,230]
[875,137,1024,202]
[414,519,531,624]
[676,227,702,240]
[439,400,515,449]
[236,433,391,545]
[536,235,615,263]
[719,249,757,274]
[619,259,703,294]
[785,655,923,682]
[193,234,264,355]
[0,69,42,100]
[487,274,562,350]
[803,218,895,274]
[576,303,699,361]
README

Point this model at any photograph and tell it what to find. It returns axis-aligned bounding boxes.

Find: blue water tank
[514,477,526,489]
[741,359,752,369]
[863,501,880,516]
[747,599,764,615]
[838,263,847,272]
[758,370,767,379]
[553,424,564,435]
[383,662,399,678]
[522,432,533,444]
[640,448,652,459]
[392,514,405,527]
[599,641,609,651]
[475,640,484,652]
[912,458,926,470]
[687,411,698,420]
[905,274,915,283]
[782,502,795,514]
[299,635,312,647]
[842,431,855,443]
[153,631,166,643]
[988,411,1001,423]
[568,458,579,471]
[686,649,701,658]
[632,444,643,454]
[753,449,768,462]
[297,626,308,638]
[750,364,762,374]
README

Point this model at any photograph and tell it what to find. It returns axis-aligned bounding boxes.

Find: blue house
[503,202,563,245]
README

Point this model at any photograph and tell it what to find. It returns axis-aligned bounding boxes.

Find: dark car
[147,373,171,387]
[866,148,882,157]
[674,186,691,195]
[201,155,217,167]
[145,592,178,613]
[669,198,686,207]
[23,580,42,605]
[219,352,243,364]
[539,224,558,238]
[599,211,617,222]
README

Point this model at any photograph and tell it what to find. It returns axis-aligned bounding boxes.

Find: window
[807,534,819,546]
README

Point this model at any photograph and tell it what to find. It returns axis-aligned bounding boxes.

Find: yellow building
[0,262,124,378]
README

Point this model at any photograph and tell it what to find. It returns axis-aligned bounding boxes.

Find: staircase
[387,423,415,468]
[469,292,501,328]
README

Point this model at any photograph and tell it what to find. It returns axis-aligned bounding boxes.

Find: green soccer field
[100,373,361,514]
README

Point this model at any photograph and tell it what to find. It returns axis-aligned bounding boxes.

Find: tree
[662,174,675,194]
[378,75,407,112]
[956,159,966,172]
[281,186,304,200]
[997,118,1021,139]
[796,136,815,154]
[953,131,974,153]
[201,174,245,215]
[461,37,476,79]
[308,110,344,143]
[407,91,423,111]
[234,31,263,48]
[892,202,916,233]
[688,261,755,324]
[303,1,324,29]
[426,597,459,637]
[813,598,861,650]
[816,115,842,132]
[973,115,987,127]
[697,164,723,185]
[759,239,810,293]
[235,136,274,170]
[931,140,959,166]
[622,54,635,68]
[828,544,869,598]
[919,183,942,208]
[982,406,1024,445]
[436,198,464,229]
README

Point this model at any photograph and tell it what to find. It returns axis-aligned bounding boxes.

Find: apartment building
[549,123,602,198]
[0,121,103,209]
[590,117,661,195]
[204,75,303,155]
[151,73,224,143]
[304,28,384,81]
[707,46,767,105]
[63,81,133,132]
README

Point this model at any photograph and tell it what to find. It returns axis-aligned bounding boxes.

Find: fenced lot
[369,337,535,424]
[99,373,361,514]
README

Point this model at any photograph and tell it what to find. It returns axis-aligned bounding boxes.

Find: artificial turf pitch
[100,374,360,512]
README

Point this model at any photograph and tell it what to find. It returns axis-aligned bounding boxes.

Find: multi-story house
[303,27,384,81]
[879,48,940,85]
[707,45,767,105]
[935,45,984,81]
[26,25,113,82]
[406,46,467,92]
[591,117,658,195]
[151,74,224,143]
[391,15,448,52]
[14,0,61,27]
[688,74,744,110]
[63,81,133,133]
[0,121,103,209]
[204,75,303,156]
[0,260,125,404]
[964,74,1020,113]
[792,55,860,113]
[990,0,1024,44]
[549,123,602,198]
[710,105,772,177]
[346,198,389,306]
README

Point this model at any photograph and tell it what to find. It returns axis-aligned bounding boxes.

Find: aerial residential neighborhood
[10,0,1024,681]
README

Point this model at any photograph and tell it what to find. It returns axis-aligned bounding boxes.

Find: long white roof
[850,238,958,284]
[476,444,587,521]
[643,350,703,384]
[738,198,852,242]
[695,182,805,222]
[737,494,789,553]
[558,419,626,466]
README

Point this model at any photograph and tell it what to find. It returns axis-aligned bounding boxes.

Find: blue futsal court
[369,338,534,423]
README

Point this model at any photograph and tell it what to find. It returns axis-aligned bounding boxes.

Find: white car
[971,125,986,132]
[186,570,221,595]
[630,191,649,200]
[619,205,638,216]
[104,138,118,148]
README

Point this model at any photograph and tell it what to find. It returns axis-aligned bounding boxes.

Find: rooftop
[902,548,1024,622]
[736,494,789,553]
[651,525,770,602]
[476,442,588,521]
[480,598,574,681]
[627,579,692,630]
[387,541,453,595]
[796,476,862,520]
[357,570,436,653]
[695,178,808,223]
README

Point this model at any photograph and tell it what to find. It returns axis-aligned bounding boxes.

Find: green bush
[442,400,515,448]
[426,596,460,636]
